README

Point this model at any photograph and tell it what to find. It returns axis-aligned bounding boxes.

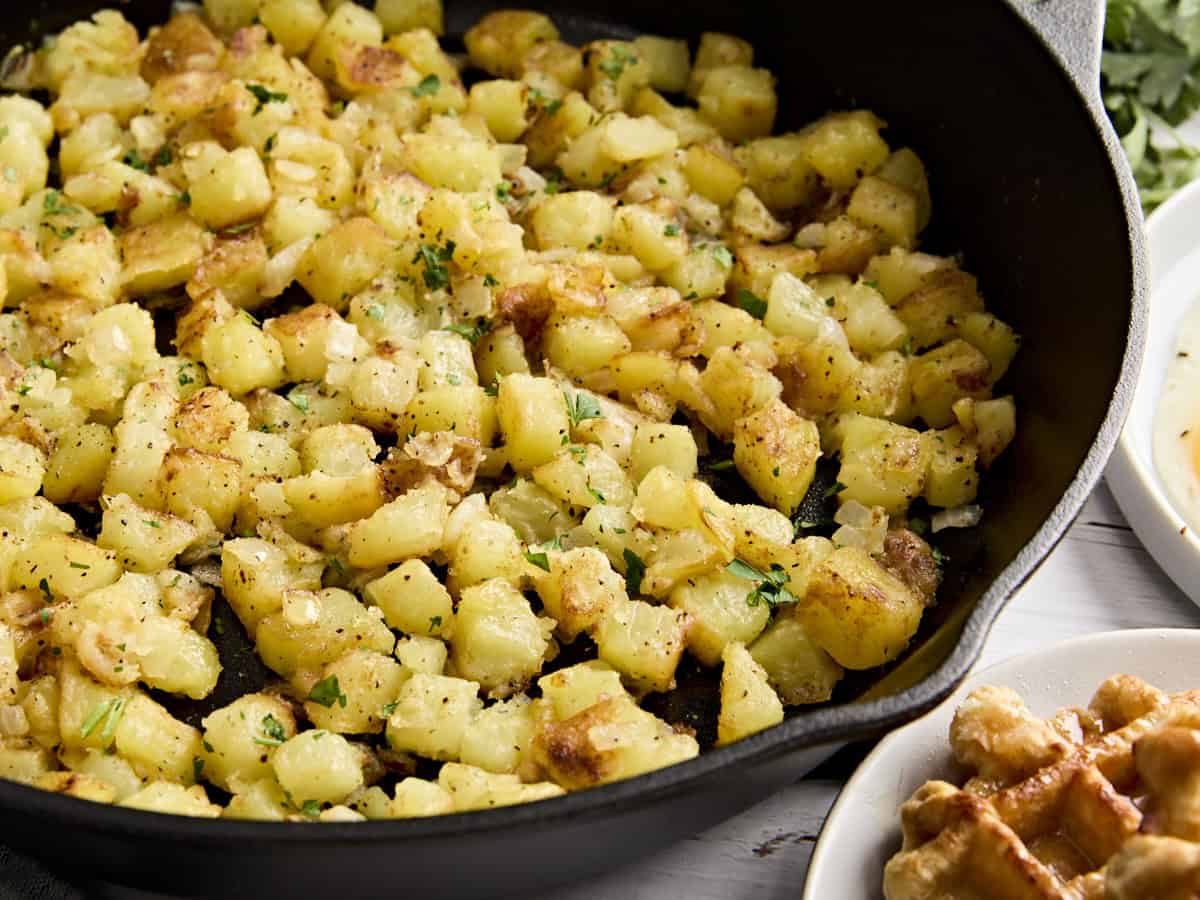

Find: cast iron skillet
[0,0,1145,896]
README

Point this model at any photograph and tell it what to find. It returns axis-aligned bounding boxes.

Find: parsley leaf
[622,548,646,595]
[712,245,734,268]
[737,288,768,319]
[257,713,287,746]
[564,390,604,427]
[287,388,310,414]
[410,74,441,97]
[299,799,322,818]
[598,45,638,81]
[824,481,847,499]
[428,615,443,631]
[726,559,799,609]
[1102,1,1200,210]
[123,149,149,172]
[446,318,493,344]
[247,83,288,114]
[38,578,52,602]
[524,549,551,572]
[414,240,456,291]
[307,675,348,708]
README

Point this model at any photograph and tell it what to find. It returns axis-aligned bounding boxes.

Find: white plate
[801,628,1200,900]
[1108,180,1200,605]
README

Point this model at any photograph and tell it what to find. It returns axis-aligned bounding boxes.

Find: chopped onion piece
[931,504,983,533]
[832,501,889,555]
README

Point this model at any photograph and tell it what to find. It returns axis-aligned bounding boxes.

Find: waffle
[882,675,1200,899]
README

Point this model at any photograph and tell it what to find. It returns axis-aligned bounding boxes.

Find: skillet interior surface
[0,1,1142,896]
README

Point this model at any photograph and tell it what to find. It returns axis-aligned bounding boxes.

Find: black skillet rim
[0,0,1148,848]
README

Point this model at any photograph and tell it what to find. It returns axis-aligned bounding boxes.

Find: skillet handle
[1011,0,1105,100]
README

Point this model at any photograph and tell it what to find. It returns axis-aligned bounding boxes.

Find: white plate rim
[1108,178,1200,605]
[801,627,1200,900]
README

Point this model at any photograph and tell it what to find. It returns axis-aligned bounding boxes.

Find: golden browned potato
[0,0,1018,820]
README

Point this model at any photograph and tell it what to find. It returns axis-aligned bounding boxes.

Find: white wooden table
[2,481,1197,900]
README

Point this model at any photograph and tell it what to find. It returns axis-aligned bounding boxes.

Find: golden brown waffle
[883,675,1200,899]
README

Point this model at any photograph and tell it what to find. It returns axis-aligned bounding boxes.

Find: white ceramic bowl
[801,628,1200,900]
[1107,179,1200,605]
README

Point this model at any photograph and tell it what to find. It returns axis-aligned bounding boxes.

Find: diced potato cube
[347,482,452,568]
[958,312,1021,384]
[716,641,784,744]
[97,493,198,572]
[749,609,844,705]
[272,730,364,806]
[468,79,530,142]
[120,782,221,817]
[451,578,551,697]
[119,215,208,296]
[200,693,297,792]
[532,444,634,511]
[534,547,627,641]
[305,649,407,734]
[497,374,570,471]
[630,423,697,484]
[306,2,384,81]
[972,396,1016,468]
[836,415,931,514]
[697,66,776,142]
[594,599,689,693]
[669,570,771,667]
[632,35,690,93]
[220,537,324,635]
[386,673,482,761]
[465,10,559,77]
[364,559,453,637]
[183,146,272,230]
[531,191,616,252]
[847,175,920,249]
[391,776,454,817]
[0,437,46,504]
[200,315,287,396]
[533,693,697,788]
[733,399,821,514]
[296,218,393,312]
[458,694,535,776]
[800,547,923,669]
[798,111,889,191]
[910,339,991,429]
[923,426,979,508]
[894,269,984,349]
[259,0,326,54]
[255,588,395,678]
[450,517,526,589]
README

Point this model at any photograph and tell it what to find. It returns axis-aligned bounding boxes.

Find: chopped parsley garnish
[178,365,195,386]
[446,317,493,344]
[712,245,734,268]
[299,799,322,818]
[123,149,149,172]
[42,190,78,217]
[483,273,499,287]
[254,713,287,746]
[543,169,563,195]
[81,698,124,740]
[663,224,680,237]
[68,562,90,570]
[824,481,847,499]
[908,517,929,536]
[287,389,310,414]
[495,180,512,201]
[726,559,799,609]
[192,757,205,782]
[365,303,386,322]
[155,145,173,167]
[307,675,347,708]
[37,578,52,602]
[380,701,399,717]
[737,288,768,320]
[414,240,456,291]
[144,519,162,529]
[524,550,551,572]
[705,458,735,472]
[587,484,606,504]
[623,548,646,595]
[931,546,950,569]
[564,390,604,427]
[428,615,443,631]
[410,74,441,97]
[598,45,638,81]
[247,83,288,114]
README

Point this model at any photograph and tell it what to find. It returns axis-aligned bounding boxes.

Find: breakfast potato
[716,641,783,745]
[0,3,1020,819]
[800,547,924,670]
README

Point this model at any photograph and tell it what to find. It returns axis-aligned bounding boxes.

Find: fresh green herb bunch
[1103,0,1200,210]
